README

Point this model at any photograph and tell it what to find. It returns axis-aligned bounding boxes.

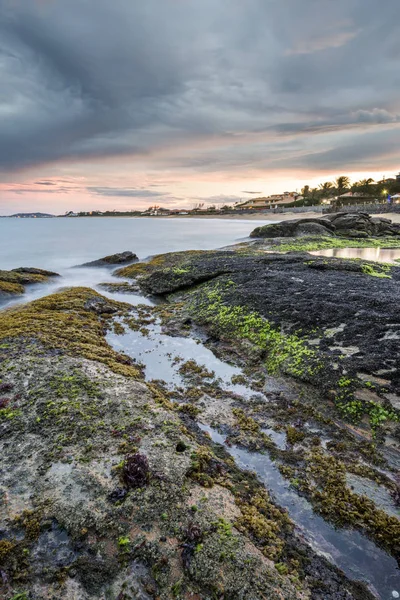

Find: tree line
[299,175,400,206]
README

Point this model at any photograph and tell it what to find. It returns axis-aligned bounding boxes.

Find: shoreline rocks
[250,212,400,239]
[0,288,311,600]
[78,251,138,267]
[1,234,400,598]
[0,267,60,297]
[116,244,400,426]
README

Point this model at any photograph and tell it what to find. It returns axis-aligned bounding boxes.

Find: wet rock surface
[0,267,60,297]
[79,251,138,267]
[0,289,320,600]
[326,213,400,238]
[83,295,119,314]
[11,267,60,278]
[250,217,336,238]
[130,249,400,408]
[250,213,400,239]
[1,232,400,599]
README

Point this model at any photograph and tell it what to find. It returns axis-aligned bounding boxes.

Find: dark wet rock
[79,251,138,267]
[136,249,400,407]
[84,295,119,314]
[31,521,78,575]
[140,265,231,295]
[250,217,335,238]
[251,213,400,239]
[324,213,400,237]
[108,487,128,503]
[12,267,60,278]
[295,222,334,237]
[98,281,141,294]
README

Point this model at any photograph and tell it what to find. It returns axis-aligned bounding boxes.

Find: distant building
[332,192,377,208]
[235,192,300,210]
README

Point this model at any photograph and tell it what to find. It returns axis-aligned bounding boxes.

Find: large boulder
[79,251,138,267]
[250,218,335,238]
[250,213,400,239]
[325,213,400,237]
[294,222,334,237]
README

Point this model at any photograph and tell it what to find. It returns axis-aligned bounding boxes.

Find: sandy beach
[376,212,400,223]
[169,211,400,224]
[169,211,322,221]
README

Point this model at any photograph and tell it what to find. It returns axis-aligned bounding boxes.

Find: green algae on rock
[0,280,25,296]
[185,282,322,380]
[133,247,400,432]
[0,267,59,297]
[0,287,140,377]
[257,235,400,253]
[115,250,207,279]
[0,342,308,599]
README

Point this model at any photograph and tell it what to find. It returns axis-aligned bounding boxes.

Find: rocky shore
[1,214,399,599]
[0,268,59,298]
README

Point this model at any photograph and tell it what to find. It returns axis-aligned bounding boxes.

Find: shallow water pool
[311,247,400,263]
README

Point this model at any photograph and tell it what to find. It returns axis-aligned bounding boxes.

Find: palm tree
[335,176,350,197]
[352,178,375,194]
[301,185,310,197]
[318,182,334,196]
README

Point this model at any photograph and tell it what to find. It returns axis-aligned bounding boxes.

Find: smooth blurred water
[0,217,266,271]
[0,217,268,307]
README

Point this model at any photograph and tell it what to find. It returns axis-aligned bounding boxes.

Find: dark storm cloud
[0,0,399,174]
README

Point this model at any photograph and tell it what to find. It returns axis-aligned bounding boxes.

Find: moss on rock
[0,287,140,377]
[0,280,25,296]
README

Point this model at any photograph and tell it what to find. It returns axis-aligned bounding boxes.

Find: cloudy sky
[0,0,399,214]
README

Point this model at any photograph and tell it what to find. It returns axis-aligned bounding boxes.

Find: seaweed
[181,523,203,570]
[0,288,140,378]
[122,453,150,489]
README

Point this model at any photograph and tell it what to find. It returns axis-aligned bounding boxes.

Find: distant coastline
[3,210,400,224]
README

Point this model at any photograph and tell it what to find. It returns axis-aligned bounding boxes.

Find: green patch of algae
[187,283,321,380]
[0,287,140,377]
[265,235,400,253]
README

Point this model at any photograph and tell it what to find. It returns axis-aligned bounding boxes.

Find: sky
[0,0,399,214]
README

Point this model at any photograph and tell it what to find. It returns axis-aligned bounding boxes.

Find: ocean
[0,216,268,305]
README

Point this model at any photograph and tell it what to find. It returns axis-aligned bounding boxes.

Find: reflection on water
[311,247,400,263]
[199,424,400,600]
[107,314,400,599]
[107,318,258,400]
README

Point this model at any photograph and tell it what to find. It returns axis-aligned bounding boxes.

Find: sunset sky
[0,0,399,214]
